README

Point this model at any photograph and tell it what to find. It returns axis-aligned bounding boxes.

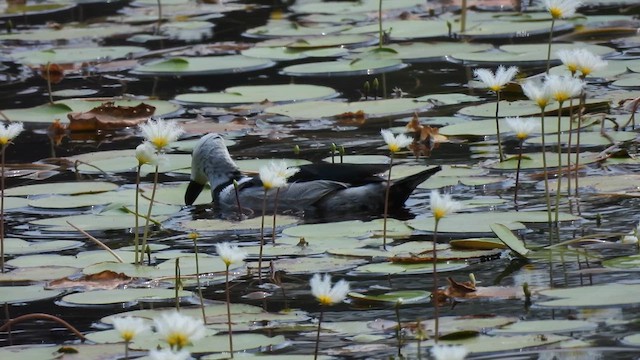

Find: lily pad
[10,46,146,66]
[526,131,635,146]
[265,98,432,119]
[487,152,600,170]
[5,181,117,196]
[60,288,193,306]
[280,58,407,77]
[175,84,339,106]
[342,20,450,40]
[270,257,366,274]
[0,266,78,282]
[349,261,468,276]
[490,320,597,334]
[0,284,63,304]
[491,223,530,258]
[348,290,431,304]
[2,98,182,124]
[178,215,299,233]
[537,283,640,308]
[3,237,83,255]
[457,99,607,118]
[131,55,275,76]
[30,212,172,231]
[411,334,570,353]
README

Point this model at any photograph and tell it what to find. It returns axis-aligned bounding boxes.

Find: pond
[1,0,640,359]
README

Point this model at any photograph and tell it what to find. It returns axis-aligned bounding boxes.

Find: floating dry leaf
[48,270,133,290]
[67,102,156,131]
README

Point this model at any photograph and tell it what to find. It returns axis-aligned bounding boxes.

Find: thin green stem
[395,302,402,358]
[574,87,586,196]
[134,165,141,265]
[554,102,564,228]
[272,188,280,246]
[514,139,524,206]
[432,218,440,343]
[141,165,159,265]
[546,18,556,74]
[258,188,267,283]
[495,91,504,161]
[378,0,383,49]
[193,237,206,325]
[314,306,324,360]
[382,154,394,250]
[225,265,234,357]
[124,340,130,360]
[566,95,575,196]
[540,111,553,245]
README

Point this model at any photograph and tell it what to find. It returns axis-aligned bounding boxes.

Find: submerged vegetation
[1,0,640,359]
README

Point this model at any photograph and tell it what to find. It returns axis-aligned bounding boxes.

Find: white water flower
[0,122,23,146]
[522,80,552,109]
[545,75,584,103]
[112,316,148,342]
[148,348,191,360]
[310,273,350,306]
[557,48,581,74]
[474,65,519,92]
[139,119,185,151]
[381,129,412,153]
[575,49,607,77]
[259,161,298,190]
[430,344,469,360]
[268,160,300,180]
[154,311,206,350]
[430,190,462,221]
[506,117,539,140]
[215,242,247,267]
[544,0,580,19]
[136,141,161,166]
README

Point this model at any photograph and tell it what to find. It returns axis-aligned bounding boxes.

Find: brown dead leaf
[405,113,447,158]
[41,63,65,84]
[67,101,155,132]
[47,270,132,290]
[336,110,366,125]
[179,115,254,135]
[444,277,477,298]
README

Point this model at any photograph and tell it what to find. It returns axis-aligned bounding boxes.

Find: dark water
[2,0,640,359]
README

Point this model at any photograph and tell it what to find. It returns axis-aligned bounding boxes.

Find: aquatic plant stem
[395,301,403,358]
[382,154,394,250]
[155,0,162,35]
[124,340,130,360]
[272,188,280,246]
[46,63,54,104]
[378,0,383,49]
[460,0,467,32]
[225,263,234,357]
[574,88,586,196]
[495,91,504,161]
[258,189,267,283]
[0,313,87,341]
[314,306,324,360]
[514,139,524,205]
[141,165,159,265]
[0,145,5,273]
[134,165,141,265]
[554,102,565,229]
[545,19,556,74]
[67,222,124,263]
[191,234,206,324]
[540,112,553,245]
[566,97,575,196]
[432,218,440,343]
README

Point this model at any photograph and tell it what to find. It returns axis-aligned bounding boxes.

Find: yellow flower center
[0,137,10,145]
[388,144,401,153]
[121,330,135,342]
[580,67,592,76]
[536,99,549,109]
[151,138,170,150]
[433,209,446,220]
[516,132,528,140]
[166,333,190,349]
[567,64,578,73]
[554,92,570,102]
[318,295,333,306]
[549,7,562,19]
[489,85,502,92]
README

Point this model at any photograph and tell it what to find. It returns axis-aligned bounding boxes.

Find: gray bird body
[185,133,441,217]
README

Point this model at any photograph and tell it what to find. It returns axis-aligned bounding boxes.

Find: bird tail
[389,166,442,208]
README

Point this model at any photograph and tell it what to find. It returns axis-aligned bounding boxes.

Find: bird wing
[291,163,388,185]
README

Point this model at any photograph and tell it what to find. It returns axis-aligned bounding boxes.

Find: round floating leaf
[5,181,117,196]
[132,333,287,353]
[30,213,171,231]
[537,284,640,308]
[526,131,635,146]
[3,237,83,255]
[459,20,572,40]
[350,261,467,276]
[354,42,493,62]
[621,333,640,346]
[266,98,431,119]
[408,213,524,233]
[3,197,29,209]
[0,24,141,43]
[68,151,191,175]
[2,98,181,124]
[411,334,570,353]
[440,116,594,136]
[131,55,275,76]
[283,220,373,239]
[343,20,449,39]
[175,84,339,106]
[0,266,78,282]
[280,58,407,77]
[348,290,430,304]
[291,0,425,15]
[450,42,614,65]
[321,154,391,164]
[490,320,597,334]
[0,344,125,360]
[0,284,63,304]
[10,46,146,66]
[602,254,640,270]
[457,100,607,118]
[491,223,530,258]
[178,215,299,232]
[244,21,349,38]
[270,257,366,274]
[60,288,193,306]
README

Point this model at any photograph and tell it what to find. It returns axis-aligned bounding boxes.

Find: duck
[185,133,441,218]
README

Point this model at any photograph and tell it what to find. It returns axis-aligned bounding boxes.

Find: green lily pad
[0,266,78,282]
[3,237,83,255]
[342,20,450,40]
[487,152,600,170]
[354,42,493,62]
[178,215,299,232]
[266,98,431,119]
[60,288,193,306]
[0,344,125,360]
[30,212,172,231]
[131,333,287,353]
[244,20,349,38]
[491,223,530,258]
[457,99,607,118]
[602,254,640,270]
[132,55,275,76]
[0,284,63,304]
[491,320,597,334]
[270,257,366,274]
[10,46,146,66]
[5,181,117,196]
[350,261,468,276]
[67,151,191,174]
[280,58,407,77]
[450,43,614,65]
[282,219,408,239]
[175,84,339,106]
[348,290,430,304]
[440,116,596,136]
[537,283,640,308]
[526,131,635,146]
[291,0,425,15]
[411,334,570,354]
[2,98,182,124]
[0,24,141,43]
